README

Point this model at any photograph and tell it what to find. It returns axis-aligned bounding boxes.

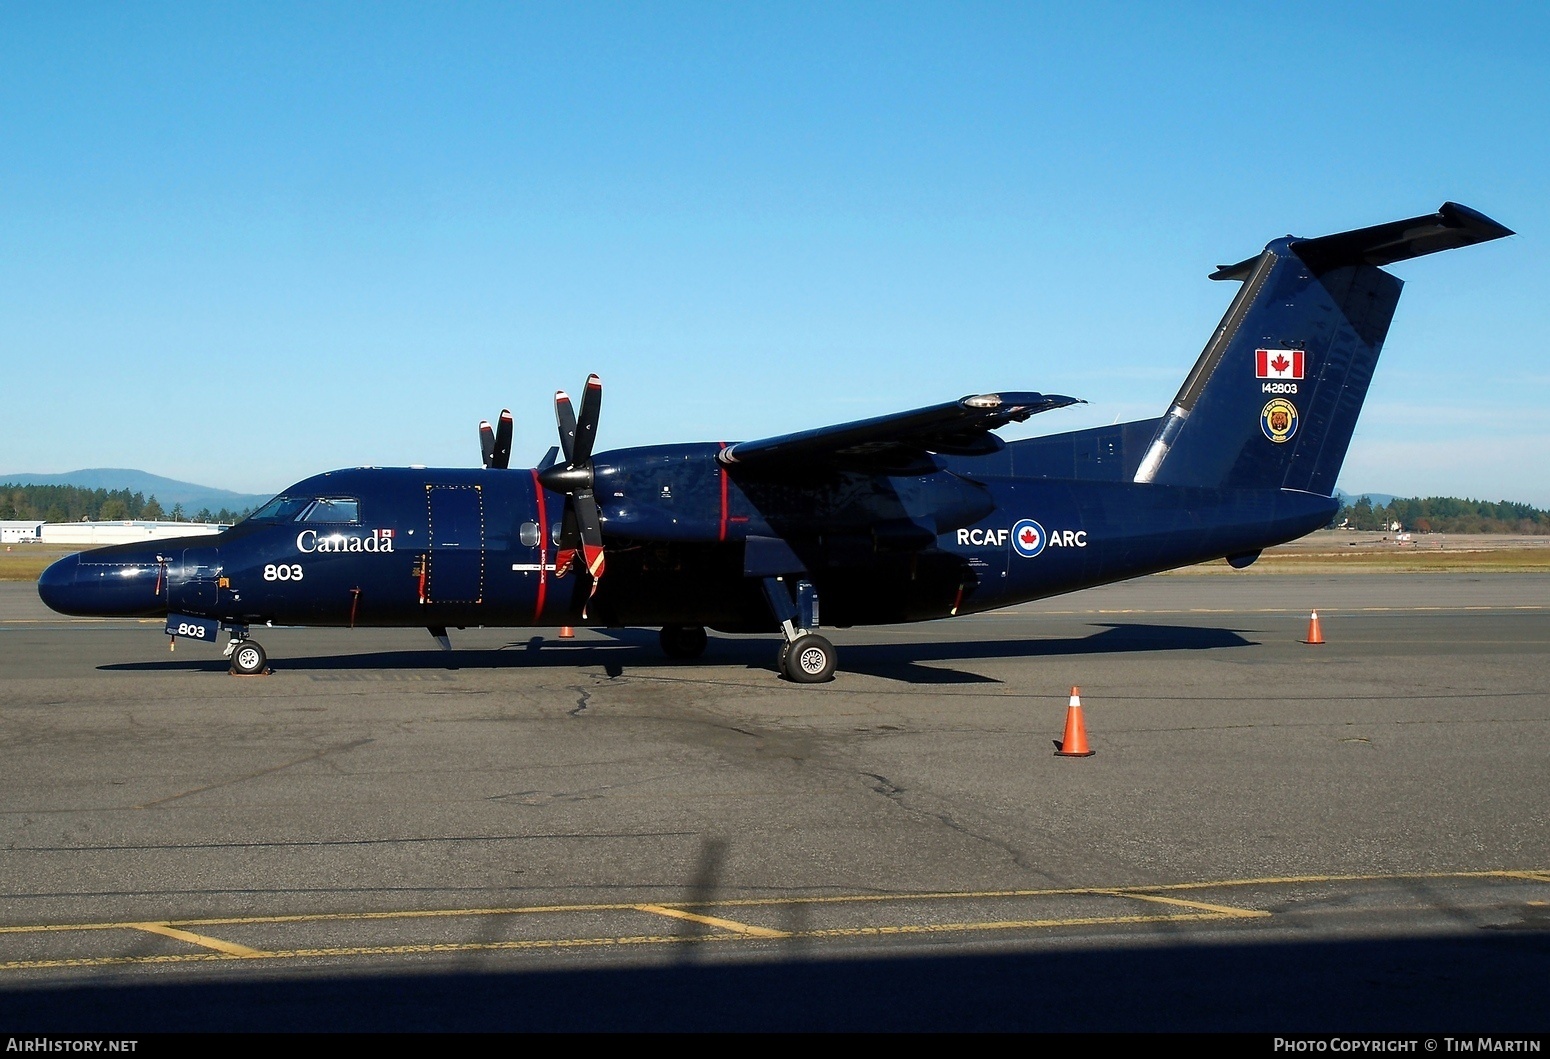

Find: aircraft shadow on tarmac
[3,930,1545,1033]
[97,622,1257,684]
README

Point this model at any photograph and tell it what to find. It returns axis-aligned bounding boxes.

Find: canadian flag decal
[1256,349,1305,379]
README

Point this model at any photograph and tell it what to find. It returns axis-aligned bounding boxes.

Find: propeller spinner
[538,374,605,614]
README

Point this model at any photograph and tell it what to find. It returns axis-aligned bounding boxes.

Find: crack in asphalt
[861,770,1043,874]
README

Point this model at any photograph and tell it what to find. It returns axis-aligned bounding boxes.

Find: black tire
[230,640,267,676]
[781,633,836,683]
[659,625,708,660]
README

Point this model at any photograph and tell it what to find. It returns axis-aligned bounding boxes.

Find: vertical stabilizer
[1133,203,1511,494]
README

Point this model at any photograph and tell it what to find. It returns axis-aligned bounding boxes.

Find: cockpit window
[246,496,313,523]
[299,498,360,523]
[244,496,360,523]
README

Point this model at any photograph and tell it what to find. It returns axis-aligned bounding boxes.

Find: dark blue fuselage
[37,446,1335,633]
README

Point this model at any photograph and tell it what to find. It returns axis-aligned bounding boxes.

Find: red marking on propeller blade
[581,543,604,619]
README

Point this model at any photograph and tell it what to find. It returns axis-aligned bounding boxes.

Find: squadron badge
[1260,398,1298,444]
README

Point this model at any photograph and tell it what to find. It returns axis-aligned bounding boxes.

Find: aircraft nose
[36,553,85,615]
[37,550,166,617]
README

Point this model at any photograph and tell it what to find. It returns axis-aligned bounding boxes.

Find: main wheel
[781,633,836,683]
[659,625,708,660]
[230,640,267,676]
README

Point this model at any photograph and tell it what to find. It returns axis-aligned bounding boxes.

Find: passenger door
[425,485,484,604]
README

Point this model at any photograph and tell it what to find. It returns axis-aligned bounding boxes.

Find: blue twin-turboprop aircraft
[39,203,1511,682]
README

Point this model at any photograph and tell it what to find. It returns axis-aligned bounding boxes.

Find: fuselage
[37,444,1336,632]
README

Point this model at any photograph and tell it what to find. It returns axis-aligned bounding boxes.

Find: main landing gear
[223,626,268,676]
[762,576,835,683]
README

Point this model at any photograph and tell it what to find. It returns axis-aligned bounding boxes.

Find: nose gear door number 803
[264,564,304,581]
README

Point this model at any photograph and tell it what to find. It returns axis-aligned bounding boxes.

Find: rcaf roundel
[1256,349,1305,380]
[1011,519,1046,558]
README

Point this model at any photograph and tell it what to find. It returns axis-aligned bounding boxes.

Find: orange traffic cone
[558,626,575,639]
[1054,686,1095,757]
[1305,611,1324,645]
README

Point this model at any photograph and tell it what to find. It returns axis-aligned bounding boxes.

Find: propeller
[537,374,605,615]
[478,410,514,469]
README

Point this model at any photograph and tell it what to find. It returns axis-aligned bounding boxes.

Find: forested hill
[1335,495,1549,534]
[0,469,270,514]
[0,483,252,525]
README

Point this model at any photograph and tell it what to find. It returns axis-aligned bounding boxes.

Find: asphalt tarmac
[1,574,1547,1032]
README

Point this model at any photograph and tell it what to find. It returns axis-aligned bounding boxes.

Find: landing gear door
[426,485,484,604]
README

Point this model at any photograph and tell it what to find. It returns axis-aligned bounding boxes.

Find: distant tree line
[1334,495,1550,534]
[0,484,251,526]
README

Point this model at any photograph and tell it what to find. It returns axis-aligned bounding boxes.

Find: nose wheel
[227,638,268,676]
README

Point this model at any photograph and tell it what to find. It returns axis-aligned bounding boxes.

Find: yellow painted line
[0,911,1232,971]
[0,903,654,934]
[3,869,1540,940]
[1117,869,1550,893]
[801,911,1226,938]
[633,904,789,938]
[1498,870,1550,884]
[0,618,163,625]
[1090,890,1269,918]
[129,922,267,958]
[0,890,1261,934]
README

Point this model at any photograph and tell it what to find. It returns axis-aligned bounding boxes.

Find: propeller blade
[492,409,514,469]
[543,374,606,615]
[559,498,581,550]
[478,420,495,469]
[554,391,577,464]
[572,375,602,466]
[572,487,606,617]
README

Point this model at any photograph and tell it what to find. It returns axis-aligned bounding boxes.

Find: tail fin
[1133,203,1511,493]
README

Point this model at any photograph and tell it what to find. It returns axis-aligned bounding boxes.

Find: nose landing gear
[223,626,269,676]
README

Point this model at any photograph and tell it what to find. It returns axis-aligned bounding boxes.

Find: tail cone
[1054,686,1096,758]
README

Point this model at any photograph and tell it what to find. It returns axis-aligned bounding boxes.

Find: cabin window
[551,522,564,546]
[299,498,360,523]
[519,522,541,547]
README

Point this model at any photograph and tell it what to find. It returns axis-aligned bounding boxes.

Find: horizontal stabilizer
[720,392,1082,471]
[1210,202,1513,281]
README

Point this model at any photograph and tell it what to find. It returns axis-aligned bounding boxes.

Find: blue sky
[2,2,1546,503]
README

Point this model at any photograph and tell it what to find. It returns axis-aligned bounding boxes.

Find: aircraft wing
[717,391,1082,470]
